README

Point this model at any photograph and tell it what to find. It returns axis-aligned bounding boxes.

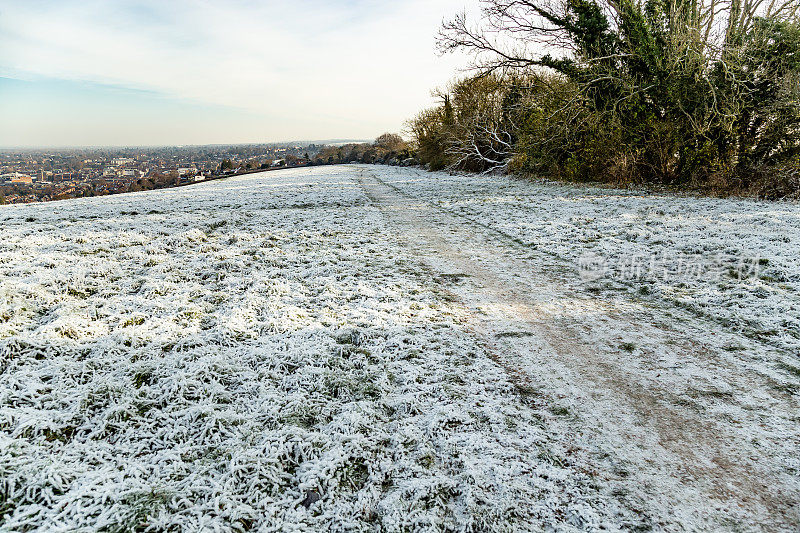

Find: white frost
[0,168,643,531]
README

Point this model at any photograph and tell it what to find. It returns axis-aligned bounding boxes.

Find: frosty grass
[1,165,797,531]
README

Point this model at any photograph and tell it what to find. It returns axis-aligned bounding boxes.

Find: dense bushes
[409,0,800,198]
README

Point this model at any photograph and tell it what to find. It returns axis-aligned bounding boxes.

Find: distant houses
[1,144,323,204]
[1,172,33,184]
[120,168,141,178]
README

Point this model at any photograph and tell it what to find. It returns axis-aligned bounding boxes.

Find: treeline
[312,134,417,166]
[408,0,800,199]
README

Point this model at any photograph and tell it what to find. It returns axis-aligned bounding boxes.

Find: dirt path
[357,167,800,531]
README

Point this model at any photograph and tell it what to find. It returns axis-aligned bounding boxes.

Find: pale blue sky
[0,0,470,146]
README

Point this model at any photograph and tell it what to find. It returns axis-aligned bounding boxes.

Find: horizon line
[0,139,375,151]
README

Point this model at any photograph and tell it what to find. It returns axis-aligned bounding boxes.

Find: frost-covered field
[378,167,800,352]
[0,168,644,531]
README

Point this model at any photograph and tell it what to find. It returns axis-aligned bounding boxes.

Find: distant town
[0,143,328,204]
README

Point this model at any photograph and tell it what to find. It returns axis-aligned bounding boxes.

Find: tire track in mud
[357,167,800,531]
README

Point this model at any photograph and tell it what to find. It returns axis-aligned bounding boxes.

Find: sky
[0,0,471,147]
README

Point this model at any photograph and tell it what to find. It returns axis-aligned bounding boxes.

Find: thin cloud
[0,0,471,144]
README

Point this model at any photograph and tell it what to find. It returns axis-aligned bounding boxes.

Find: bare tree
[442,76,521,173]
